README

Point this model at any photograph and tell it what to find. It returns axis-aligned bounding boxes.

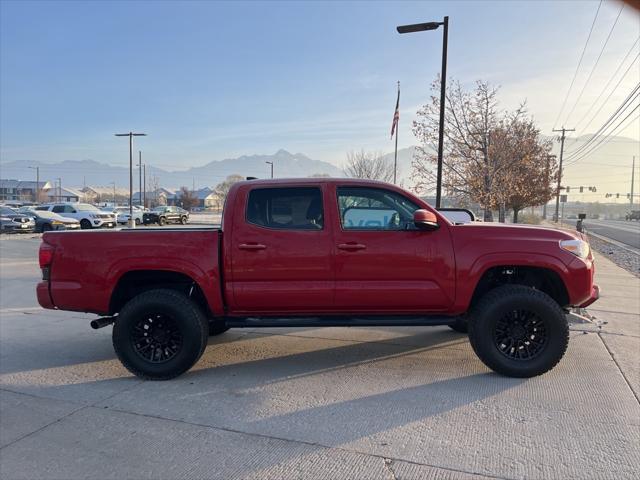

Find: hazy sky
[1,0,638,174]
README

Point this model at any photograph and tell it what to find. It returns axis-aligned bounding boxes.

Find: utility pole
[552,127,574,222]
[266,161,274,178]
[138,151,143,207]
[115,132,146,227]
[28,166,39,203]
[631,156,636,209]
[110,181,116,205]
[57,178,62,202]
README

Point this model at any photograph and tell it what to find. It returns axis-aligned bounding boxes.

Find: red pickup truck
[37,179,598,380]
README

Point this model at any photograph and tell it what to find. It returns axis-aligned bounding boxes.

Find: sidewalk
[576,251,640,400]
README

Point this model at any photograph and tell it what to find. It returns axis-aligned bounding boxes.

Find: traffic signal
[616,193,620,198]
[591,187,596,193]
[566,186,571,193]
[579,186,584,193]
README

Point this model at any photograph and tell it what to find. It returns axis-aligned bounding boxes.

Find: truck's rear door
[228,184,334,313]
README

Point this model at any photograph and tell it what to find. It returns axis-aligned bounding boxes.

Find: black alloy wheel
[493,309,548,361]
[131,313,183,363]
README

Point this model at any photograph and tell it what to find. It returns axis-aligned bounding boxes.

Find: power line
[564,83,640,159]
[563,3,625,126]
[552,0,603,130]
[573,37,640,132]
[572,53,639,139]
[564,105,640,166]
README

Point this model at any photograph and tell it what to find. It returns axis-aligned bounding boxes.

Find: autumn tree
[178,186,199,211]
[412,78,554,221]
[344,150,394,182]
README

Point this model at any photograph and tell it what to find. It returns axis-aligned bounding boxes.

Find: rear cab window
[246,187,324,230]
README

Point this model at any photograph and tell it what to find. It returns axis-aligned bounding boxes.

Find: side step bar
[224,315,457,328]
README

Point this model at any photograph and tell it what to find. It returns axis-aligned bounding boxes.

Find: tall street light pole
[28,166,39,203]
[397,17,448,208]
[115,132,146,227]
[143,164,147,208]
[266,161,274,179]
[137,151,143,207]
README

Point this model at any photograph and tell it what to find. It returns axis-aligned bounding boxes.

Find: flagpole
[394,81,399,184]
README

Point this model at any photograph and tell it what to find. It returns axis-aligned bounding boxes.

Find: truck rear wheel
[112,289,208,380]
[468,285,568,378]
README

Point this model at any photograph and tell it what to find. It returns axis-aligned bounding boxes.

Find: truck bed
[39,228,222,315]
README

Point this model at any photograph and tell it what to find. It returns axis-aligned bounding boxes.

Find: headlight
[560,239,590,259]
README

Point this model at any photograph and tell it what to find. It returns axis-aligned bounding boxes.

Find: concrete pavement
[0,236,639,479]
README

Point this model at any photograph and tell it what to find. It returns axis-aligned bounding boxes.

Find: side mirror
[413,209,439,231]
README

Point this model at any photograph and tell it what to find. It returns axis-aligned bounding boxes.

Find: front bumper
[578,284,600,308]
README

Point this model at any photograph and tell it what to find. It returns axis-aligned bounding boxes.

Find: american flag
[390,85,400,139]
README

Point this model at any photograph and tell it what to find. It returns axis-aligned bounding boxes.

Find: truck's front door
[331,185,455,312]
[229,185,334,313]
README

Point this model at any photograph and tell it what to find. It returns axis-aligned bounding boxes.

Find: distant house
[44,186,83,203]
[82,186,130,204]
[0,179,53,203]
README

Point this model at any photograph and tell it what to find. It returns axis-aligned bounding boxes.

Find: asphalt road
[1,236,639,479]
[583,219,640,250]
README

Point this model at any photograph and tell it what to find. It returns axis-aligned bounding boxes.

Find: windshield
[1,207,17,215]
[76,204,100,212]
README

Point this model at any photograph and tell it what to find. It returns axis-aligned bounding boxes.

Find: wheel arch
[109,269,216,317]
[469,265,570,310]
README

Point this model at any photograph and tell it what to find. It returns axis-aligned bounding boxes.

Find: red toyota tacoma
[36,179,599,380]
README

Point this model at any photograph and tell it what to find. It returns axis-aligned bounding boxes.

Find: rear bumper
[36,281,55,309]
[578,284,600,308]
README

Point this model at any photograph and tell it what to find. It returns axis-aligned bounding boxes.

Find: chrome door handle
[239,243,266,250]
[337,243,366,251]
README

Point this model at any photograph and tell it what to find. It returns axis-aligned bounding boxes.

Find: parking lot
[1,234,639,479]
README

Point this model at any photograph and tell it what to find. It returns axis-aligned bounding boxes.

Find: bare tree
[213,174,244,208]
[178,186,199,211]
[344,150,394,182]
[412,78,552,221]
[148,175,161,206]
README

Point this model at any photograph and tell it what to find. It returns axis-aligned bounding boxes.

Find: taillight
[39,242,55,269]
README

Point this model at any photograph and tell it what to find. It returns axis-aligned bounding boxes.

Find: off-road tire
[468,285,569,378]
[135,218,141,226]
[112,289,208,380]
[80,219,92,229]
[448,316,468,333]
[180,216,188,225]
[158,217,167,226]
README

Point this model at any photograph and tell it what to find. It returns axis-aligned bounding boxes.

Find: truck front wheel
[468,285,569,378]
[112,289,208,380]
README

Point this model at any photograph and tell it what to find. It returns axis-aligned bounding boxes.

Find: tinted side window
[247,187,323,230]
[52,206,65,213]
[337,187,420,231]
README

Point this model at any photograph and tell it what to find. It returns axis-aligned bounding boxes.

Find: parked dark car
[0,206,36,233]
[143,206,189,226]
[23,209,81,232]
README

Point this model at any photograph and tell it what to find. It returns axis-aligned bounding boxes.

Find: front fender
[452,251,571,313]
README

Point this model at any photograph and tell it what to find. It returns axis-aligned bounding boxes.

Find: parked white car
[36,203,116,229]
[115,206,144,225]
